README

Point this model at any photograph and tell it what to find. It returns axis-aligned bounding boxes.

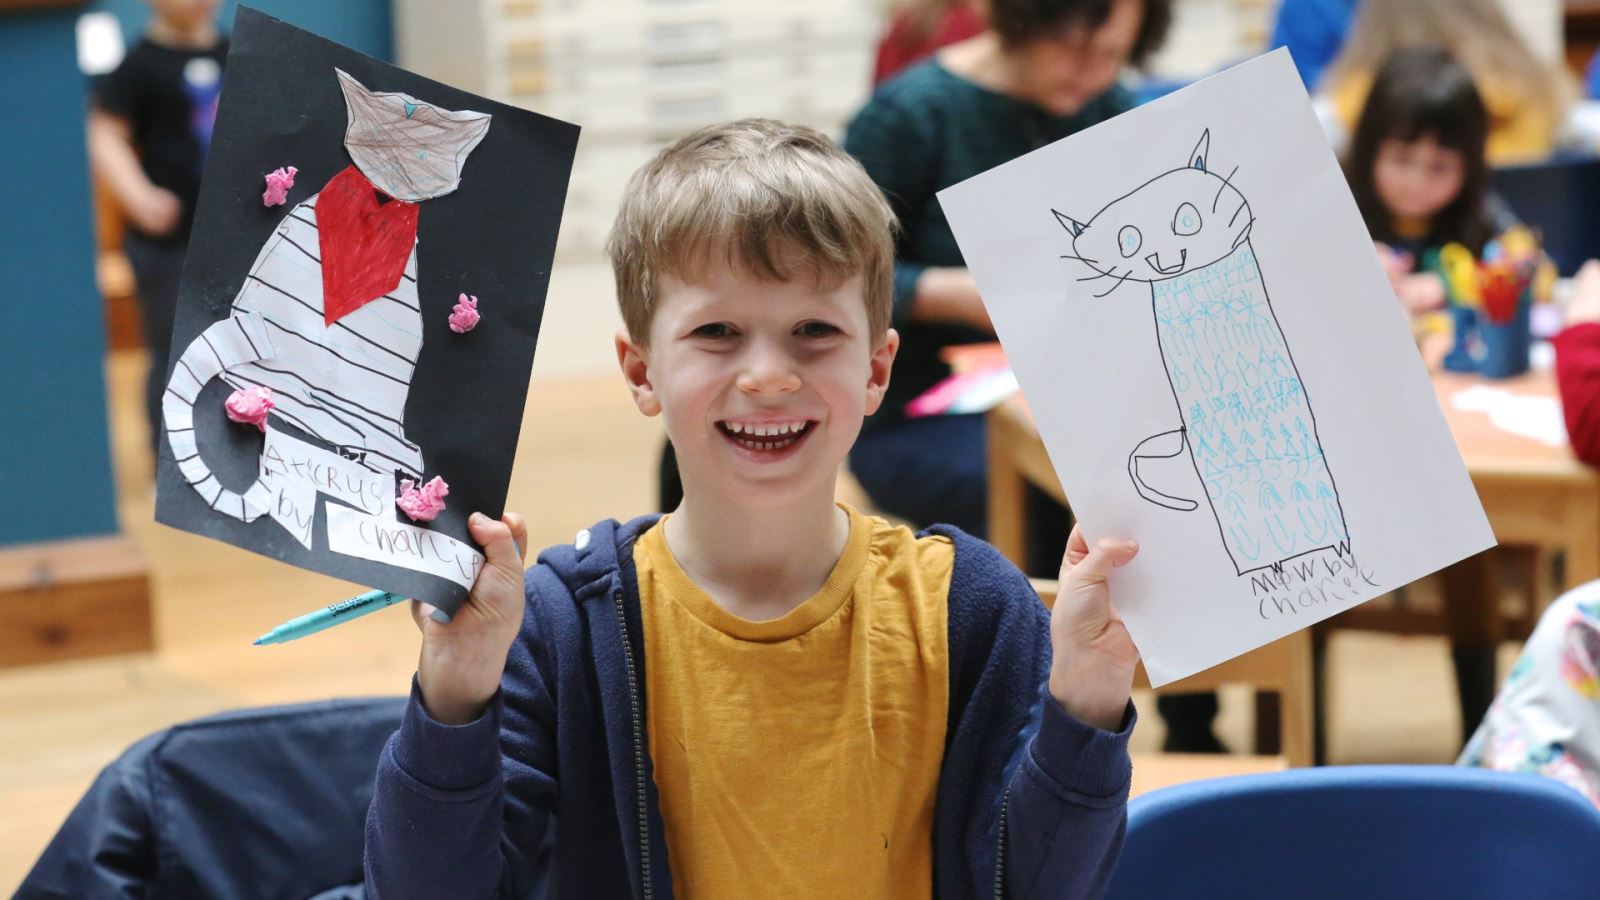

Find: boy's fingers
[1065,538,1138,587]
[469,512,522,572]
[1064,525,1089,566]
[410,599,437,631]
[502,511,528,560]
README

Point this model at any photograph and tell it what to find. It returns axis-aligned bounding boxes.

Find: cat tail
[163,312,279,523]
[1128,427,1200,512]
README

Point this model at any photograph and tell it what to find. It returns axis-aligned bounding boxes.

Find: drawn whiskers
[1231,217,1256,250]
[1077,267,1116,282]
[1212,164,1240,213]
[1094,269,1133,297]
[1059,253,1102,265]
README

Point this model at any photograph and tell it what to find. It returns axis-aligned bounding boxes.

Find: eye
[690,322,735,339]
[796,320,841,338]
[1118,225,1143,258]
[1172,202,1201,236]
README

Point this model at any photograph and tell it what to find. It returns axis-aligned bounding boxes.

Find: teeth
[724,421,806,437]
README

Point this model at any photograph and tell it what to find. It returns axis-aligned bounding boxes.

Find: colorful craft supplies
[1431,230,1542,378]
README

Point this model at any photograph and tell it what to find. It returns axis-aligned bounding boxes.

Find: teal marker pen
[254,589,406,645]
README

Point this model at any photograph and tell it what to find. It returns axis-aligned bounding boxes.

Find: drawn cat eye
[1173,202,1202,236]
[1118,225,1143,258]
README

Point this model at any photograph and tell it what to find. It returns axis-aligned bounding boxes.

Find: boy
[87,0,226,452]
[364,119,1141,898]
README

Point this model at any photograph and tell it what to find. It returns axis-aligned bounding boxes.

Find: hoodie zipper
[993,787,1011,898]
[613,587,655,900]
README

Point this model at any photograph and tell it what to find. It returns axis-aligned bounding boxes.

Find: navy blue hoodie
[364,515,1135,898]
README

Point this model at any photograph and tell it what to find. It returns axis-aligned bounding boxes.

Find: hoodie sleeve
[936,528,1134,899]
[364,568,560,900]
[1005,696,1136,898]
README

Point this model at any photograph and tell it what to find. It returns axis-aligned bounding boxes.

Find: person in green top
[846,0,1228,754]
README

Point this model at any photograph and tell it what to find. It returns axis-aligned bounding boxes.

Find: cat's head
[1053,130,1252,288]
[336,69,492,202]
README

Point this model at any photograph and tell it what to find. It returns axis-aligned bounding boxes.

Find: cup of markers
[1433,227,1550,380]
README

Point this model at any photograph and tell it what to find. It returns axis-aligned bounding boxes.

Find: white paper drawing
[937,50,1495,684]
[1053,129,1350,576]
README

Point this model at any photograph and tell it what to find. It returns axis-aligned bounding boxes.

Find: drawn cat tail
[163,312,278,523]
[1128,427,1200,512]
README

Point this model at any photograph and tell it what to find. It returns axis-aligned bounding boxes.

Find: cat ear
[1052,209,1086,238]
[335,67,372,111]
[1189,130,1211,173]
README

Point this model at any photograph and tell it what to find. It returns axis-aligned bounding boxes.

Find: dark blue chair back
[1106,765,1600,900]
[17,697,405,900]
[1489,155,1600,275]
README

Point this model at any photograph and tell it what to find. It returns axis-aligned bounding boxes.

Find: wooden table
[1130,753,1286,798]
[987,368,1600,593]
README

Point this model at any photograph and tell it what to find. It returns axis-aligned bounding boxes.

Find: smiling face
[617,263,897,510]
[1056,131,1253,288]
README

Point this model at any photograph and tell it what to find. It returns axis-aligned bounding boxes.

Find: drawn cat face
[1054,130,1253,289]
[336,69,492,202]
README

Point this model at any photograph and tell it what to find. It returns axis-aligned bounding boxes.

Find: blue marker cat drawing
[1054,130,1349,575]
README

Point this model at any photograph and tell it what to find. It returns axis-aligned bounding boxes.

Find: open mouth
[716,419,817,454]
[1144,249,1187,275]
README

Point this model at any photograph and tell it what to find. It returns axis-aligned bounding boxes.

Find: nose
[735,338,801,396]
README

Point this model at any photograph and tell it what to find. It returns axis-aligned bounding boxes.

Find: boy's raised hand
[1048,525,1140,731]
[414,511,528,725]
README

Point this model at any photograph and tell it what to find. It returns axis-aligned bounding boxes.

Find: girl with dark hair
[1343,46,1508,314]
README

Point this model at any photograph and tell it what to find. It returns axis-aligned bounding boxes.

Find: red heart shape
[316,165,420,326]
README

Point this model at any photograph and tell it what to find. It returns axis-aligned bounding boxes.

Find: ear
[615,328,661,417]
[863,328,900,417]
[1052,209,1086,238]
[1189,130,1210,173]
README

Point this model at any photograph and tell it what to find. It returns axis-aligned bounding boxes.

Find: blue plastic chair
[1106,765,1600,900]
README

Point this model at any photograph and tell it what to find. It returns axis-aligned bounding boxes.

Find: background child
[1344,46,1519,746]
[87,0,226,453]
[1460,579,1600,810]
[1343,46,1506,315]
[364,119,1141,898]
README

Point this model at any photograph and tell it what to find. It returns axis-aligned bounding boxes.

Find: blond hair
[1324,0,1571,143]
[606,118,896,345]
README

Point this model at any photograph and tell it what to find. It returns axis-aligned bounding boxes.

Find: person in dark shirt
[87,0,226,454]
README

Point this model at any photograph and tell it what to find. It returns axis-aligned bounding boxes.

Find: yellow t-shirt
[635,506,954,898]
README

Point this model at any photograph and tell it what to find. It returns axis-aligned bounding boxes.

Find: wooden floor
[0,350,1508,891]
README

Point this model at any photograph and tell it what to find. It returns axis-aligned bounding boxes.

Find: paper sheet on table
[1452,384,1568,447]
[938,50,1495,685]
